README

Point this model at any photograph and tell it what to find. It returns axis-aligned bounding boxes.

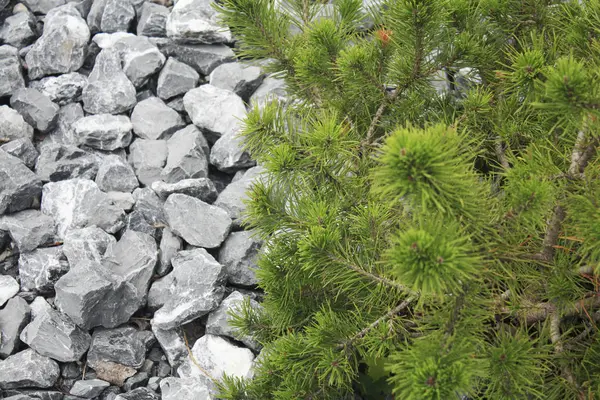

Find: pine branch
[550,311,580,391]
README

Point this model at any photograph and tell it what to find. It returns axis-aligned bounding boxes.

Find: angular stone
[131,97,185,140]
[47,103,84,145]
[156,57,199,101]
[29,73,87,106]
[96,155,139,193]
[0,275,19,307]
[210,129,255,173]
[92,31,135,49]
[19,247,69,293]
[151,178,216,203]
[160,377,211,400]
[128,139,168,186]
[72,115,132,151]
[3,391,64,400]
[151,39,235,75]
[82,49,137,115]
[20,308,91,362]
[86,0,109,33]
[218,230,261,286]
[209,62,264,101]
[101,0,135,33]
[70,379,110,398]
[88,326,149,372]
[137,2,168,37]
[40,179,125,239]
[1,138,38,169]
[132,187,167,226]
[166,0,231,44]
[0,46,25,98]
[0,150,42,215]
[123,372,149,391]
[62,226,116,265]
[0,209,55,253]
[0,106,34,143]
[157,228,182,277]
[9,88,59,133]
[178,334,254,381]
[35,143,98,182]
[214,166,265,221]
[183,84,246,142]
[161,126,209,183]
[25,5,90,80]
[0,349,60,389]
[206,291,261,350]
[150,248,225,329]
[249,76,288,109]
[0,12,37,49]
[164,194,231,248]
[21,0,65,13]
[0,296,30,357]
[166,96,185,113]
[150,326,187,368]
[115,388,159,400]
[113,36,166,88]
[107,191,135,211]
[29,296,53,320]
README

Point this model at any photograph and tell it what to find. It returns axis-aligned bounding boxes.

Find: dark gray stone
[156,228,182,276]
[95,155,139,193]
[149,248,226,329]
[0,12,37,49]
[101,0,135,33]
[137,2,168,37]
[25,5,90,80]
[88,326,149,371]
[209,62,264,101]
[164,194,231,248]
[29,73,87,106]
[123,372,149,392]
[0,46,25,98]
[46,103,84,145]
[0,150,43,215]
[35,143,98,183]
[70,379,110,398]
[113,36,166,88]
[115,388,159,400]
[151,178,217,203]
[151,38,235,75]
[18,246,69,293]
[82,49,137,115]
[218,230,261,286]
[149,326,186,368]
[132,187,167,226]
[0,209,55,252]
[9,88,59,133]
[21,0,66,13]
[0,349,60,389]
[161,125,209,183]
[209,129,255,173]
[72,115,132,151]
[62,226,116,265]
[0,106,33,143]
[128,139,168,187]
[131,97,184,140]
[20,308,91,362]
[156,57,199,100]
[0,296,30,357]
[1,138,39,168]
[166,0,231,44]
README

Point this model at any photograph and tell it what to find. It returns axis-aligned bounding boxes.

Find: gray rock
[88,326,149,371]
[62,226,116,265]
[178,334,254,381]
[0,46,25,97]
[35,143,98,182]
[0,209,55,252]
[156,359,170,377]
[160,377,211,400]
[82,49,137,115]
[151,39,235,75]
[21,0,66,13]
[0,349,60,389]
[101,0,135,33]
[218,230,261,286]
[123,211,160,240]
[137,2,168,37]
[149,248,226,329]
[183,84,246,142]
[18,247,69,293]
[150,327,186,368]
[29,296,52,320]
[161,125,209,183]
[249,76,288,109]
[91,31,134,49]
[115,388,159,400]
[46,103,83,145]
[0,105,34,143]
[29,73,87,106]
[147,376,160,391]
[70,379,110,398]
[0,12,37,49]
[166,0,231,44]
[0,296,30,357]
[156,228,182,277]
[209,129,255,173]
[40,179,125,239]
[132,187,167,226]
[96,155,139,193]
[151,178,217,203]
[9,88,59,133]
[113,36,166,88]
[123,372,149,391]
[0,150,43,215]
[3,391,64,400]
[20,307,91,362]
[72,115,133,151]
[165,96,185,113]
[1,138,38,168]
[131,97,185,140]
[214,166,265,221]
[206,291,261,350]
[209,62,264,101]
[86,0,109,33]
[156,57,199,101]
[128,139,168,186]
[107,191,135,211]
[25,5,90,80]
[164,194,231,248]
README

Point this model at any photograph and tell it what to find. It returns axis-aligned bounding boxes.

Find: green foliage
[212,0,600,398]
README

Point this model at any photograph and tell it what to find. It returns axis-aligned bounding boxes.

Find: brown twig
[550,311,580,389]
[183,331,218,384]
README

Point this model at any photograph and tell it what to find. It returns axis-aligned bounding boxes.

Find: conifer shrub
[214,0,600,398]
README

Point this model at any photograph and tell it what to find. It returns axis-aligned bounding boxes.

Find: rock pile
[0,0,288,397]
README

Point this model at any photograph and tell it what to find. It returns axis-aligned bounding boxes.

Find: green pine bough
[213,0,600,399]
